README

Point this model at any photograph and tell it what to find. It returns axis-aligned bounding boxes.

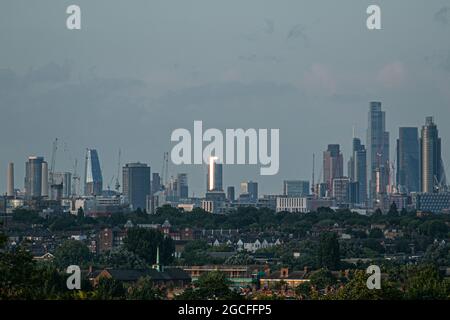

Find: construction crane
[115,149,121,192]
[49,138,58,185]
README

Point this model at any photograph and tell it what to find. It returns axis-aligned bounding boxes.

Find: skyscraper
[283,180,310,197]
[420,117,444,193]
[206,158,223,192]
[25,156,47,198]
[122,162,151,210]
[348,138,367,205]
[227,186,235,202]
[41,161,48,197]
[323,144,343,194]
[52,172,72,198]
[367,102,389,206]
[84,149,103,196]
[177,173,189,198]
[151,172,161,195]
[397,127,420,193]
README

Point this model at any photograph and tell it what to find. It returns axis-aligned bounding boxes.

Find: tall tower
[7,162,14,197]
[397,127,420,193]
[25,156,47,198]
[41,161,49,198]
[323,144,344,194]
[367,102,390,206]
[84,149,103,196]
[349,138,367,205]
[206,157,223,192]
[420,117,443,193]
[176,173,189,199]
[122,162,151,210]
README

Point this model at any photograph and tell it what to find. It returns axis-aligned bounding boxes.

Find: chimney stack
[7,162,14,197]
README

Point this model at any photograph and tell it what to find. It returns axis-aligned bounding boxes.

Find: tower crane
[115,149,121,192]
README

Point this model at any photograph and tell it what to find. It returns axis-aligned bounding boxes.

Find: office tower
[348,138,367,205]
[240,181,258,201]
[41,162,48,197]
[367,102,390,206]
[420,117,445,193]
[206,159,223,191]
[227,186,235,202]
[283,180,310,197]
[152,172,161,195]
[397,127,420,193]
[25,156,47,198]
[177,173,189,198]
[323,144,344,194]
[122,162,151,210]
[348,181,360,205]
[7,162,14,197]
[84,149,103,196]
[52,172,72,198]
[333,177,350,205]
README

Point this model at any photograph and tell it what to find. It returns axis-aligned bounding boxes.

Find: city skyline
[3,110,448,202]
[1,1,450,197]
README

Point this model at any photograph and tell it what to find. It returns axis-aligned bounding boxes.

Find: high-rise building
[52,172,72,198]
[206,158,223,192]
[84,149,103,196]
[283,180,310,197]
[420,117,445,193]
[367,102,390,206]
[333,177,350,205]
[397,127,420,193]
[25,156,47,198]
[323,144,344,194]
[6,162,14,197]
[348,138,367,206]
[122,162,151,211]
[177,173,189,199]
[41,162,48,197]
[151,172,161,195]
[240,181,258,201]
[227,186,235,202]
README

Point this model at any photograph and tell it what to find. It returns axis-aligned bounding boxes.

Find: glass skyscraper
[122,162,151,210]
[397,127,420,193]
[367,102,389,206]
[84,149,103,196]
[420,117,444,193]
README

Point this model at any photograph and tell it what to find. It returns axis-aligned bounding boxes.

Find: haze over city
[1,0,450,197]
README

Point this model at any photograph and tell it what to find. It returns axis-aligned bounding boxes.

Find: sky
[1,0,450,197]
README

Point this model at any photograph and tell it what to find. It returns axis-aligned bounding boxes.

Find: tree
[317,233,340,270]
[388,202,399,216]
[126,276,164,300]
[54,239,91,269]
[98,247,148,269]
[0,247,40,299]
[94,277,126,300]
[123,228,174,265]
[177,271,241,300]
[404,264,449,300]
[309,268,337,290]
[326,270,402,300]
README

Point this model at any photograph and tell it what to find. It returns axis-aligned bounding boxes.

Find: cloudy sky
[1,0,450,196]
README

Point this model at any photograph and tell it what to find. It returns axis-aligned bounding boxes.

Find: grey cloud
[286,24,310,45]
[434,7,450,25]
